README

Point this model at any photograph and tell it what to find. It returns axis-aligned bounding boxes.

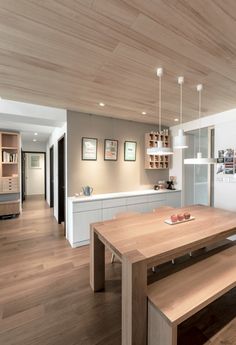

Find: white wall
[170,108,236,212]
[25,153,45,195]
[46,123,67,224]
[22,141,47,152]
[0,99,66,124]
[214,121,236,211]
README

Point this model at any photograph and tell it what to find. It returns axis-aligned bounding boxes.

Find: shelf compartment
[2,147,18,150]
[145,132,170,170]
[1,133,19,148]
[2,164,18,177]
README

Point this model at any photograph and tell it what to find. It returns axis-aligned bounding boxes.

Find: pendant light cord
[180,81,183,128]
[198,87,201,153]
[159,73,161,133]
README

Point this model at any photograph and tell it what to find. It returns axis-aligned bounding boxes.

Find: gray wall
[22,140,46,152]
[67,111,169,196]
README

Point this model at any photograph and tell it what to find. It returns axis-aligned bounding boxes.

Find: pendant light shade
[174,76,188,149]
[184,152,216,165]
[174,128,188,149]
[147,140,174,155]
[147,68,173,156]
[184,84,216,165]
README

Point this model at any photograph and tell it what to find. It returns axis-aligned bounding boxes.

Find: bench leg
[148,302,177,345]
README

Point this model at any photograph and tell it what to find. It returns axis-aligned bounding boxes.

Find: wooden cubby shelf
[145,131,170,170]
[0,131,20,216]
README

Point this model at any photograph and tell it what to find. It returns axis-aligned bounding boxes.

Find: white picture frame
[124,141,137,161]
[30,154,41,169]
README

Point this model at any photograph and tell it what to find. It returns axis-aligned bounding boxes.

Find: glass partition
[184,127,213,206]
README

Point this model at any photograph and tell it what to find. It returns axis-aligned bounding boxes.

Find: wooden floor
[0,197,235,345]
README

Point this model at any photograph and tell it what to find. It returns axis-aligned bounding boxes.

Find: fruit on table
[170,214,178,223]
[184,212,191,220]
[177,214,184,221]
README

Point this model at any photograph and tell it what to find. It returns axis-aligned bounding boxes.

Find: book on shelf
[2,151,18,163]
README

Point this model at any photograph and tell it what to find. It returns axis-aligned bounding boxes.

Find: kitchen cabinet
[166,192,181,208]
[102,206,126,221]
[73,209,102,246]
[147,194,167,211]
[67,189,181,248]
[126,202,149,213]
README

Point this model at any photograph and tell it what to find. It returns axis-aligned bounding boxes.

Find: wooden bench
[147,245,236,345]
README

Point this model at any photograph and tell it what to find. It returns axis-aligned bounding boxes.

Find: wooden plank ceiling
[0,0,236,125]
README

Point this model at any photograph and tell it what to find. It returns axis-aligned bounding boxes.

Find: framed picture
[124,141,137,161]
[30,154,41,169]
[82,137,97,160]
[104,139,118,161]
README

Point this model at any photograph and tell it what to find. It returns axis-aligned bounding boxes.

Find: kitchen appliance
[154,181,166,190]
[82,186,93,196]
[166,180,175,190]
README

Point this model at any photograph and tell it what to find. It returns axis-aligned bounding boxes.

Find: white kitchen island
[67,189,181,248]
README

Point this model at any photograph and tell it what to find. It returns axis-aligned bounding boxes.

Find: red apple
[177,214,184,221]
[184,212,191,220]
[170,214,178,223]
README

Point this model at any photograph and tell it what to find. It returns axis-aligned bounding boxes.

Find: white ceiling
[0,99,66,145]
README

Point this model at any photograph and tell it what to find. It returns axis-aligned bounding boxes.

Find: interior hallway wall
[46,123,67,222]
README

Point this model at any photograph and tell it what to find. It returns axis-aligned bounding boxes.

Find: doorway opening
[49,145,54,208]
[58,135,65,229]
[22,151,46,202]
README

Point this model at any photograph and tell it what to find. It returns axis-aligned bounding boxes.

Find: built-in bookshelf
[0,132,20,216]
[145,131,170,169]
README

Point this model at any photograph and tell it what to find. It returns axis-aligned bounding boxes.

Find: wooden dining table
[90,205,236,345]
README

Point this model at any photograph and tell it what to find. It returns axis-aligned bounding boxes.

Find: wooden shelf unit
[0,131,20,216]
[145,131,170,169]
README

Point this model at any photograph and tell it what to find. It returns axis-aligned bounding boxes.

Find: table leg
[122,250,147,345]
[90,226,105,291]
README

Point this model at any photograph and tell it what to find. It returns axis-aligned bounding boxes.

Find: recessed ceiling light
[34,132,38,136]
[33,139,37,142]
[174,118,179,122]
[99,102,105,107]
[142,111,147,115]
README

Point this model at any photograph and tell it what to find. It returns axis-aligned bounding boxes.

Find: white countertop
[68,189,181,203]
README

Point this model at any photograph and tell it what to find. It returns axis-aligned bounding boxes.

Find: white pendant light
[184,84,216,165]
[174,76,188,149]
[147,68,173,156]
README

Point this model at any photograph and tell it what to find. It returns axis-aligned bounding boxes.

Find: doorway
[49,145,54,208]
[22,152,46,201]
[21,149,26,203]
[58,135,65,226]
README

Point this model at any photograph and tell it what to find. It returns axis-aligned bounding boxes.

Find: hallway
[0,197,121,345]
[0,198,235,345]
